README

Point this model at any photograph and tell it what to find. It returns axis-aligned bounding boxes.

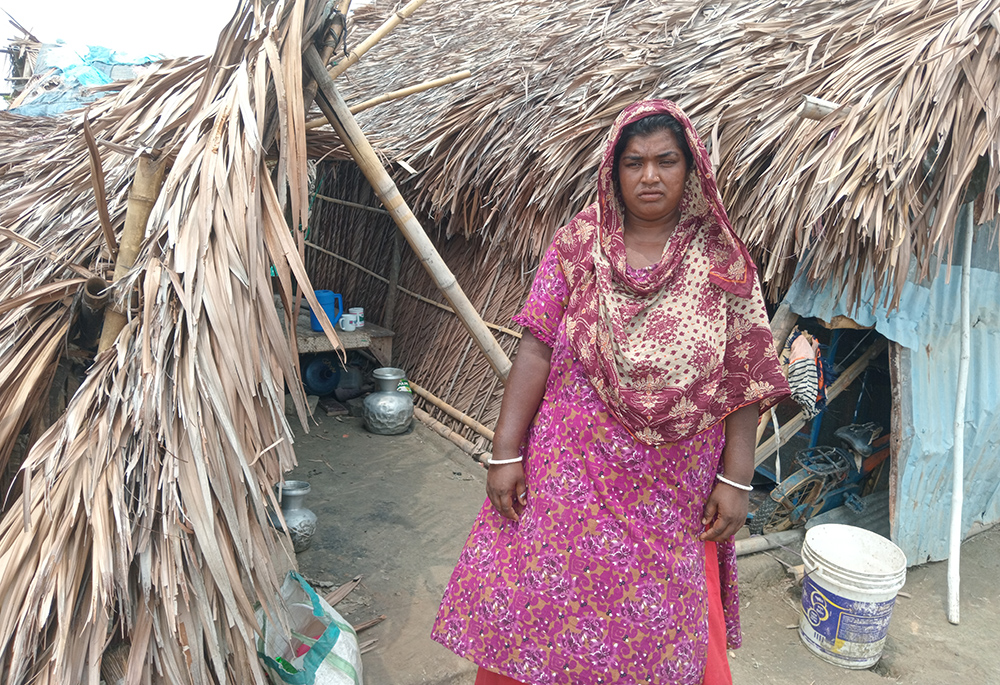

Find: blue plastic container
[302,354,341,396]
[309,291,343,331]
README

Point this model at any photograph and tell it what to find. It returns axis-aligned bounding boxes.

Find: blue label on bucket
[802,576,896,645]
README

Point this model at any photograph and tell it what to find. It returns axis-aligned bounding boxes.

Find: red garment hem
[474,543,732,685]
[704,540,734,685]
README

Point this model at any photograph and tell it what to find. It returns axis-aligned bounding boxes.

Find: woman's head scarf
[597,99,756,298]
[549,99,787,445]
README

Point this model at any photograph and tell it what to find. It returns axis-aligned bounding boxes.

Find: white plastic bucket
[799,524,907,669]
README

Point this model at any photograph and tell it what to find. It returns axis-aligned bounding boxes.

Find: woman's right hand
[486,330,550,524]
[486,462,527,522]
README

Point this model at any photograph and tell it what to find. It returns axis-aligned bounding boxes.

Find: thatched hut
[1,0,998,679]
[304,0,1000,565]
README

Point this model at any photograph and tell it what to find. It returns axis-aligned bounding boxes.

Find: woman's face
[616,128,688,230]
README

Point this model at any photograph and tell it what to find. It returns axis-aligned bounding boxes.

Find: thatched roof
[0,1,349,681]
[336,0,1000,306]
[1,1,998,677]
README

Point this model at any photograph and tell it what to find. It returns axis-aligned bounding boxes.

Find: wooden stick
[410,381,495,441]
[948,205,973,625]
[413,406,486,459]
[312,193,389,215]
[98,153,168,352]
[303,49,514,384]
[384,232,401,329]
[305,70,473,129]
[325,574,362,606]
[304,240,521,338]
[755,338,887,466]
[353,615,386,633]
[327,0,429,80]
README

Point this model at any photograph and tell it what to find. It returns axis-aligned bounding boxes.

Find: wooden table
[279,299,395,366]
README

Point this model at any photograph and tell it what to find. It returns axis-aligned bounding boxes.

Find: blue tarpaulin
[11,43,161,117]
[783,208,1000,564]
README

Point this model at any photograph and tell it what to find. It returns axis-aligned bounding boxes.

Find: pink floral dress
[431,249,744,685]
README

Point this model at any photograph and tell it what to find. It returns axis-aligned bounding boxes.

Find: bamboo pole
[735,528,805,557]
[755,338,887,466]
[304,240,521,338]
[76,277,109,349]
[410,381,495,441]
[755,303,800,445]
[327,0,429,80]
[948,205,974,625]
[303,46,514,382]
[98,153,168,352]
[413,406,487,461]
[288,0,350,150]
[305,70,473,129]
[769,303,798,355]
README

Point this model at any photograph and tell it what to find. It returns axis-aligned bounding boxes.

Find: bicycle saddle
[834,422,882,458]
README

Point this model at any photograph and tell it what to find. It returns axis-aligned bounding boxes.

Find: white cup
[349,307,364,327]
[338,313,358,331]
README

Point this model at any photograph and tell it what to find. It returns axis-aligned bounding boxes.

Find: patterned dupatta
[553,100,786,445]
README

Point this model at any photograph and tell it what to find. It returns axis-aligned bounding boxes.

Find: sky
[1,0,239,57]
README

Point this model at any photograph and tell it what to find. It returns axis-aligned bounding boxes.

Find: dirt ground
[285,407,1000,684]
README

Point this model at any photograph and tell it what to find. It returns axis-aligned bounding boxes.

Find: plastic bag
[257,571,364,685]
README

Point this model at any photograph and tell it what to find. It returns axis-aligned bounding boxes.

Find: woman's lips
[638,190,663,200]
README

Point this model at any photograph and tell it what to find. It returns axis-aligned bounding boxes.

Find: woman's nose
[642,162,658,181]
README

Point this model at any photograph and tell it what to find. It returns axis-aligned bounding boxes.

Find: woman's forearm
[491,330,552,458]
[721,401,759,486]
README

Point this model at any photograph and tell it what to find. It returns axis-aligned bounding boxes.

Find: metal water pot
[270,480,317,553]
[363,367,413,435]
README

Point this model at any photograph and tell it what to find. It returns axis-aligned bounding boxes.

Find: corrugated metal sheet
[783,211,1000,565]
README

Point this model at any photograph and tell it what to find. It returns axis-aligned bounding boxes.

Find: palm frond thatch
[0,0,342,681]
[297,0,1000,453]
[337,0,1000,306]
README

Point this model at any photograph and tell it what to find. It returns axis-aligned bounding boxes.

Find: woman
[431,100,789,684]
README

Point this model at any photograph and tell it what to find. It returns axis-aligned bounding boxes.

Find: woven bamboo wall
[306,162,534,450]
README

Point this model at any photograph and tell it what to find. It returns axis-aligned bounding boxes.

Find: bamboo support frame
[302,48,514,382]
[413,406,487,461]
[306,70,473,129]
[327,0,428,80]
[98,153,168,352]
[410,380,495,441]
[948,205,974,625]
[755,338,887,466]
[304,240,521,338]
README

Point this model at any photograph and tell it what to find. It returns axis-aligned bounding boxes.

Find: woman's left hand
[699,483,749,542]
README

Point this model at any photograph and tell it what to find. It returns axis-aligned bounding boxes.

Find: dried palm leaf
[0,0,347,682]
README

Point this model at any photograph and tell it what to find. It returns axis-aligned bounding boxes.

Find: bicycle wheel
[749,496,779,535]
[754,475,829,534]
